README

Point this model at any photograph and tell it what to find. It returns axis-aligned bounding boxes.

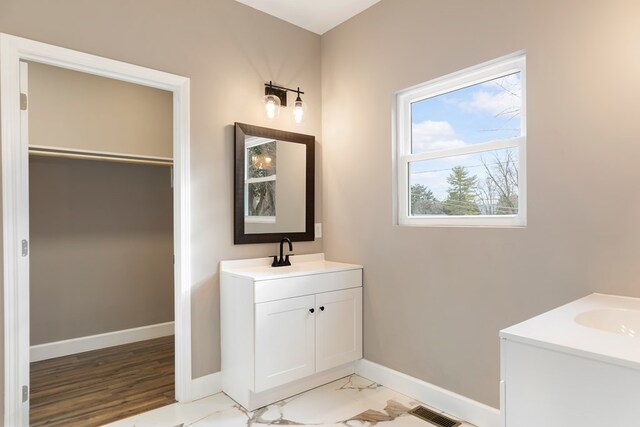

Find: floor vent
[408,405,462,427]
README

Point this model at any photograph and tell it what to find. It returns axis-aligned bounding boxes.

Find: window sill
[245,216,276,224]
[399,215,526,228]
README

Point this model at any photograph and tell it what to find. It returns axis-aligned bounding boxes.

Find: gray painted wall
[28,61,174,159]
[321,0,640,408]
[29,157,175,345]
[0,1,323,414]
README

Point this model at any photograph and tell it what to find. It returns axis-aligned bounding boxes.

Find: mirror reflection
[246,137,277,218]
[244,136,306,233]
[234,123,314,244]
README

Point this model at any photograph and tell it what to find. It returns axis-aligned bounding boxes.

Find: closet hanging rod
[28,146,173,166]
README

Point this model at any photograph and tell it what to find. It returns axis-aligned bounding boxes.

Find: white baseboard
[189,371,222,402]
[30,321,175,362]
[356,359,500,427]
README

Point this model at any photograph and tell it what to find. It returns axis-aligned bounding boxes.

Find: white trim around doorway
[0,33,194,427]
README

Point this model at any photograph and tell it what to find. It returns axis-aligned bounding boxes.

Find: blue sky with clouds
[409,72,522,202]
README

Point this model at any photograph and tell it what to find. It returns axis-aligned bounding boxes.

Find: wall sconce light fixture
[264,81,306,123]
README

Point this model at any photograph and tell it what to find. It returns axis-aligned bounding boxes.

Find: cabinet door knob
[309,308,315,314]
[319,306,325,311]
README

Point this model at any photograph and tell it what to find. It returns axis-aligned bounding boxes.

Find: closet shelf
[28,145,173,166]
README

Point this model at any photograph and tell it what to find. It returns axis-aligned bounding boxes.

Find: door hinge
[20,93,27,111]
[22,385,28,403]
[21,239,28,257]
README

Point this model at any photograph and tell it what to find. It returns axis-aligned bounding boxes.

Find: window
[245,137,277,224]
[395,52,526,227]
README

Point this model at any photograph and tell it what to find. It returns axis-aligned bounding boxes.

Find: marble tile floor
[103,375,475,427]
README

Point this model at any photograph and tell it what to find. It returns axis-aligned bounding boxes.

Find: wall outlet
[315,223,322,238]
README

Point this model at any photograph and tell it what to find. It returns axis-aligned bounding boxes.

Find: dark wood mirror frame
[234,122,315,244]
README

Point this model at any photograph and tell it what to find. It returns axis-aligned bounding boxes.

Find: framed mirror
[234,122,315,244]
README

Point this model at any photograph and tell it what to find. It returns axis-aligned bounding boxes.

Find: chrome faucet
[272,237,293,267]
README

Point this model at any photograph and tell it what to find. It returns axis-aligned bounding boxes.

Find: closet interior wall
[27,61,175,349]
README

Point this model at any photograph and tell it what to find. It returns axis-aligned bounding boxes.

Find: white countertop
[500,293,640,370]
[220,253,362,281]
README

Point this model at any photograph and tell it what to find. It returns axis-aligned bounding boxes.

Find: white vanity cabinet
[254,294,316,392]
[221,253,363,410]
[500,294,640,427]
[315,288,363,371]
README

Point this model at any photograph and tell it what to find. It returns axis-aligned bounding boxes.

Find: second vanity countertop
[500,293,640,371]
[220,253,362,281]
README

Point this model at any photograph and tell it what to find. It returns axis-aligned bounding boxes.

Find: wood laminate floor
[30,335,176,427]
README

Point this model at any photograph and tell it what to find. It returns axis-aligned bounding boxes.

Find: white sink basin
[575,308,640,337]
[501,293,640,372]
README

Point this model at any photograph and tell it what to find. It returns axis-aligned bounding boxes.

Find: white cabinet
[221,253,363,410]
[501,337,640,427]
[255,288,363,392]
[500,294,640,427]
[255,295,316,392]
[316,287,362,372]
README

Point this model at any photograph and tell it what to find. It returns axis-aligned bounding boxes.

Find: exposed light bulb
[293,94,304,123]
[264,92,281,119]
[265,97,277,119]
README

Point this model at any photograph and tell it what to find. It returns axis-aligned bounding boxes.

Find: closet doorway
[1,34,192,427]
[27,59,176,426]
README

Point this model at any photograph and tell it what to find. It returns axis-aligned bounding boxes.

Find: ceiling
[234,0,382,35]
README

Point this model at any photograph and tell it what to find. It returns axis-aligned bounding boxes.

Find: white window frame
[395,51,526,227]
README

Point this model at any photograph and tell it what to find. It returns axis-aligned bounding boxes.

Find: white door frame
[0,33,192,427]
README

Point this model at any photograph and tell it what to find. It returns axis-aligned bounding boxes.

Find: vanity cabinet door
[254,295,316,392]
[315,287,362,372]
